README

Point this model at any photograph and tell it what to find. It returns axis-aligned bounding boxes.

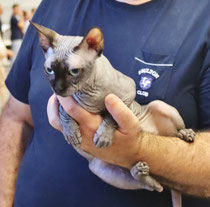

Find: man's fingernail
[106,94,118,106]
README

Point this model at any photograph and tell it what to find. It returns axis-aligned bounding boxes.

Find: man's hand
[48,94,210,197]
[6,49,14,58]
[47,94,142,168]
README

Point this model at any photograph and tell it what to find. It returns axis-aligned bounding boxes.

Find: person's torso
[11,15,23,40]
[14,0,210,206]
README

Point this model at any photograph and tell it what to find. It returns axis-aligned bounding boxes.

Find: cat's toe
[177,128,195,143]
[130,162,150,177]
[63,130,82,147]
[93,133,112,148]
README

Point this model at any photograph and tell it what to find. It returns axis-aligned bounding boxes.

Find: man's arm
[0,96,33,207]
[105,95,210,197]
[48,94,210,198]
[17,20,25,33]
[139,132,210,197]
[17,10,25,32]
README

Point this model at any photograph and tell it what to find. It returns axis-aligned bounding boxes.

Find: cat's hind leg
[177,129,195,143]
[89,158,162,192]
[130,162,163,192]
[147,100,195,142]
[59,105,82,147]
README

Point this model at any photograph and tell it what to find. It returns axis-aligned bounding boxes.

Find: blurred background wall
[1,0,41,41]
[1,0,41,23]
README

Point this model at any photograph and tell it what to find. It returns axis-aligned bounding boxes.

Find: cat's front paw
[93,114,116,148]
[62,129,82,148]
[93,132,113,148]
[59,105,82,147]
[93,127,114,148]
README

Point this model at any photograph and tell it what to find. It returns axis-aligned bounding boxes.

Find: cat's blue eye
[69,68,79,76]
[45,67,54,75]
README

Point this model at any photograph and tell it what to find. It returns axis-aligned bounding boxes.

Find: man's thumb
[105,94,139,134]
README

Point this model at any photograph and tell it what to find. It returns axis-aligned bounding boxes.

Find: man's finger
[105,94,139,134]
[47,94,62,131]
[57,95,101,125]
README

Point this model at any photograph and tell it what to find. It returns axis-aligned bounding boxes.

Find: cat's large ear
[76,27,104,57]
[30,21,59,57]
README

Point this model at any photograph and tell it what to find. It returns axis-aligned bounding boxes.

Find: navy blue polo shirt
[10,15,23,40]
[6,0,210,206]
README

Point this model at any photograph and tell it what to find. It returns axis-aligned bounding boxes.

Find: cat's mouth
[53,87,69,97]
[55,92,69,97]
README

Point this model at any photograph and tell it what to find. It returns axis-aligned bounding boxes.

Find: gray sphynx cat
[31,22,195,207]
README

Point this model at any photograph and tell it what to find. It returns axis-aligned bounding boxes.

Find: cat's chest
[72,84,107,114]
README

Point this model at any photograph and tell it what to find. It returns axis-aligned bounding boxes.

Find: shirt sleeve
[198,44,210,129]
[5,1,46,104]
[5,25,36,104]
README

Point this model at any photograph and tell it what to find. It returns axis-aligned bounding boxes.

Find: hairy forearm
[0,108,32,206]
[138,132,210,197]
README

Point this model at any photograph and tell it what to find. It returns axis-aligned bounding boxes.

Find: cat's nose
[54,82,66,95]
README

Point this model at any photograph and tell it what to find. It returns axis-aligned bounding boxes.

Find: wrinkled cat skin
[31,22,195,207]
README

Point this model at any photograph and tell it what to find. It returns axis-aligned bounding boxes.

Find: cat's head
[31,22,104,96]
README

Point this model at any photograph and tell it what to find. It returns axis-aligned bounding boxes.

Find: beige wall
[1,0,42,24]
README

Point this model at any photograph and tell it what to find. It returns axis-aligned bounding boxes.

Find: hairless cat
[31,22,195,207]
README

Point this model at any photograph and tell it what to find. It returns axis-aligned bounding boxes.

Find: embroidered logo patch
[139,75,153,90]
[136,68,160,97]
